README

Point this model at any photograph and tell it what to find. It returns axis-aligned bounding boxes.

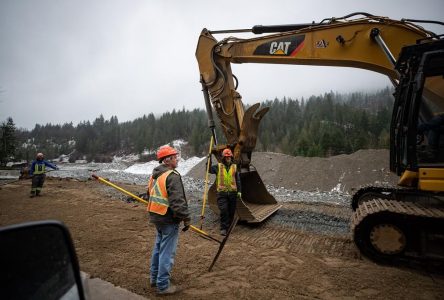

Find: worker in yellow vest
[29,152,58,198]
[208,148,241,236]
[147,145,190,296]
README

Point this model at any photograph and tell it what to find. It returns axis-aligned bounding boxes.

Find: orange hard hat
[157,145,178,161]
[222,148,233,157]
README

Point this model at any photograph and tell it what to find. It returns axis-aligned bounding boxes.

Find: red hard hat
[157,145,178,161]
[222,148,233,157]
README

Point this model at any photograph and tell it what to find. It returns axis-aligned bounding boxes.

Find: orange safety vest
[216,163,237,192]
[147,170,175,215]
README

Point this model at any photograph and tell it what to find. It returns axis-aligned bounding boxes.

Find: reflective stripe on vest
[216,163,237,192]
[147,170,175,215]
[34,163,46,175]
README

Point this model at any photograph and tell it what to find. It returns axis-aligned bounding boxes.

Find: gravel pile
[43,149,398,237]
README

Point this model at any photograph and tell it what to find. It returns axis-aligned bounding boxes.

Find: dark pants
[217,192,237,231]
[31,174,46,196]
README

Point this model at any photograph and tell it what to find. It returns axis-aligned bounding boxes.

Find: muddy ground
[0,182,442,299]
[1,149,443,299]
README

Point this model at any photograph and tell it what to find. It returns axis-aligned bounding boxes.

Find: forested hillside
[4,88,394,163]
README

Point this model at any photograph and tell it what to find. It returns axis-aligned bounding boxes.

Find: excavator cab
[392,39,444,191]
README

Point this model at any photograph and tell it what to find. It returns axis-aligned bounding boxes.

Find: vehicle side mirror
[0,220,85,299]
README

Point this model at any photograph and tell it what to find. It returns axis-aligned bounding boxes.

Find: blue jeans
[150,223,179,291]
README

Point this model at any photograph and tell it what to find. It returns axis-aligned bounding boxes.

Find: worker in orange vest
[147,145,190,295]
[208,148,241,236]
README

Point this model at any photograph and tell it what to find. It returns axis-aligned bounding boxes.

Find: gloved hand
[182,218,191,232]
[237,192,242,199]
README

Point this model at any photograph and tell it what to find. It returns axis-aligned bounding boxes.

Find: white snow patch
[331,172,346,193]
[171,139,187,149]
[331,183,345,193]
[112,154,140,163]
[142,149,155,155]
[124,156,204,176]
[124,160,159,175]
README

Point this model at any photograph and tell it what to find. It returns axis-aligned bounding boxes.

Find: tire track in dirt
[233,225,356,257]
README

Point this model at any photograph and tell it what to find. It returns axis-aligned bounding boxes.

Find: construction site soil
[1,149,443,299]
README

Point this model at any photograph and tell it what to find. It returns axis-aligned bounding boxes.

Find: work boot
[157,284,180,295]
[220,229,227,236]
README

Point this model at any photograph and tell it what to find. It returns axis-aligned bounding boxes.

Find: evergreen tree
[13,88,395,161]
[0,117,17,165]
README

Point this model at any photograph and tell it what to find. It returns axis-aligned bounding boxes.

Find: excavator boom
[195,13,440,223]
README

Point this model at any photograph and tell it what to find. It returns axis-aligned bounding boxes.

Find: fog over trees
[1,88,394,164]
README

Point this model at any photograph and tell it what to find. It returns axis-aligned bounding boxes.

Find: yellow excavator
[195,12,444,266]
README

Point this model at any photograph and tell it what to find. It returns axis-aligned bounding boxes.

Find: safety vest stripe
[148,201,168,214]
[149,195,169,206]
[34,163,46,175]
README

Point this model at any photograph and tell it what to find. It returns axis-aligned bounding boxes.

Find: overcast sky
[1,0,443,129]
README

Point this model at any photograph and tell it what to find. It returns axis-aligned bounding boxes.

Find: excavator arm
[195,13,442,224]
[196,13,444,267]
[196,13,435,165]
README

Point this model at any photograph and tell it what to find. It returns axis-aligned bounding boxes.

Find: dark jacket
[209,160,241,193]
[29,160,57,176]
[148,164,190,225]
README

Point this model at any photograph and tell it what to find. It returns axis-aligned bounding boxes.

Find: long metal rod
[200,75,218,145]
[189,225,221,244]
[209,29,252,34]
[0,169,60,187]
[91,174,148,205]
[370,28,400,86]
[200,136,214,229]
[208,214,239,272]
[92,174,222,245]
[370,28,397,67]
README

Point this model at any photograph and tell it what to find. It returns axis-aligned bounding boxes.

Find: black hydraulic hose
[233,74,239,90]
[401,19,444,26]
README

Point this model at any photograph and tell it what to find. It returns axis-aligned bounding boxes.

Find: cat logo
[315,39,329,48]
[269,41,292,55]
[253,35,305,56]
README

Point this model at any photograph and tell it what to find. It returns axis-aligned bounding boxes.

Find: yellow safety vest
[33,162,46,175]
[216,163,237,192]
[147,170,175,215]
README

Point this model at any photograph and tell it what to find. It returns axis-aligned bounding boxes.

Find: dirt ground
[1,178,443,300]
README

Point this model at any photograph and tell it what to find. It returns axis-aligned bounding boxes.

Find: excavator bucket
[208,170,281,223]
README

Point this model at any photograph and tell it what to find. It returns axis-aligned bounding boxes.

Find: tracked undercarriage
[351,186,444,267]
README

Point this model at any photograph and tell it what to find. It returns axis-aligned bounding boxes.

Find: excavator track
[352,198,444,267]
[351,184,443,210]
